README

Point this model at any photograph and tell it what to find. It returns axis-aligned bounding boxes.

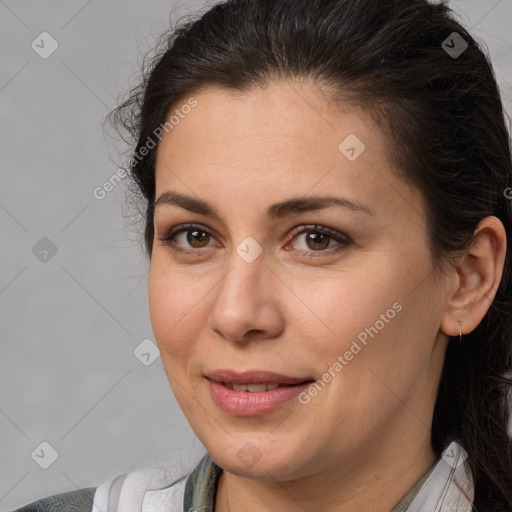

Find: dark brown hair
[109,0,512,509]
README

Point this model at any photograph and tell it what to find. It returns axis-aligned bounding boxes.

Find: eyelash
[156,223,351,257]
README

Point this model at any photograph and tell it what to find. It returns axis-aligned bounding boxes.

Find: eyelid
[287,224,350,243]
[157,223,219,245]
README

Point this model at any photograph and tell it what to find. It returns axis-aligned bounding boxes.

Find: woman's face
[149,81,451,480]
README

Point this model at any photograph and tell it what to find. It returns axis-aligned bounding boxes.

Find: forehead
[157,81,378,155]
[154,81,424,226]
[156,82,376,178]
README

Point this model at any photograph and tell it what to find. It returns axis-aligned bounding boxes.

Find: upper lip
[206,369,313,385]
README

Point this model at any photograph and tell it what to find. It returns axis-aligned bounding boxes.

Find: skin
[148,81,506,512]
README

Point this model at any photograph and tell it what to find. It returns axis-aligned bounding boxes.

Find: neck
[215,428,437,512]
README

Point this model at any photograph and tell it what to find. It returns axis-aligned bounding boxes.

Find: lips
[206,369,312,386]
[225,382,281,391]
[205,369,315,415]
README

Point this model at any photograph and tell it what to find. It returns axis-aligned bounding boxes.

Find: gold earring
[458,318,463,343]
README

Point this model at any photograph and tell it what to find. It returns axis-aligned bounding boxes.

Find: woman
[14,0,512,510]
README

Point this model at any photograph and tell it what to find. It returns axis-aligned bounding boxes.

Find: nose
[207,247,284,345]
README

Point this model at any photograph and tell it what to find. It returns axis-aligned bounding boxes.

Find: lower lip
[208,379,312,416]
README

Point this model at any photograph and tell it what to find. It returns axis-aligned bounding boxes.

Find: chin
[206,436,315,480]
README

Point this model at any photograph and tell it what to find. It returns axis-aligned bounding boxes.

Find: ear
[440,216,507,338]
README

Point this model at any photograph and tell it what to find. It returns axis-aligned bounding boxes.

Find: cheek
[305,252,433,382]
[148,257,205,363]
[305,266,400,345]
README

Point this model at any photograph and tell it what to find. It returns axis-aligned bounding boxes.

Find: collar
[183,441,474,512]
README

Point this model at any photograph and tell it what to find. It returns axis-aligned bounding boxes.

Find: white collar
[407,441,474,512]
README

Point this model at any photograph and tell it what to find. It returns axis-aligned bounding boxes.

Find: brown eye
[157,223,215,253]
[186,229,210,248]
[157,223,350,257]
[286,224,351,256]
[304,231,331,251]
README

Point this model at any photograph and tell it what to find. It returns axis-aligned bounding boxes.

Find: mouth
[218,382,301,392]
[205,369,315,415]
[206,369,314,387]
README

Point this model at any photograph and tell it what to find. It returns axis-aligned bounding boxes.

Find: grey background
[1,1,511,510]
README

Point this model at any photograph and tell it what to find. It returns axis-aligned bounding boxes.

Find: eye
[156,223,351,256]
[285,224,351,256]
[156,223,215,254]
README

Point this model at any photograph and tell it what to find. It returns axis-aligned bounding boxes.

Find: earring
[458,318,463,343]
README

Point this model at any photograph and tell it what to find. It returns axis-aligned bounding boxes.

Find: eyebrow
[153,191,375,219]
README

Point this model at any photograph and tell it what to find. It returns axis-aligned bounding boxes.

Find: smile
[206,371,315,416]
[222,382,291,391]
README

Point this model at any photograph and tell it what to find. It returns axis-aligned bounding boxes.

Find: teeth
[224,382,281,392]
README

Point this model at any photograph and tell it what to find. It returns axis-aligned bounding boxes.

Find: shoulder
[91,456,197,512]
[12,453,206,512]
[12,487,96,512]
